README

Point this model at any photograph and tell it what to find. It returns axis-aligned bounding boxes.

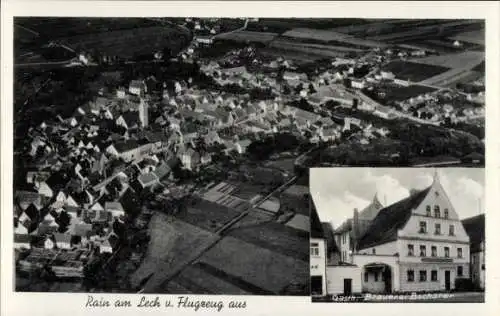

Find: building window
[407,270,414,282]
[435,223,441,235]
[431,246,437,257]
[457,247,463,258]
[310,242,319,256]
[372,248,376,254]
[426,205,431,216]
[364,272,368,282]
[431,270,438,281]
[444,208,449,219]
[457,266,463,277]
[420,245,426,257]
[419,270,427,282]
[374,272,379,282]
[434,205,441,218]
[444,247,450,258]
[407,244,414,256]
[449,225,455,236]
[419,221,427,234]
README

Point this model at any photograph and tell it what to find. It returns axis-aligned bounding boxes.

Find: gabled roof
[153,162,171,179]
[120,111,140,127]
[357,186,432,250]
[72,223,92,237]
[322,222,339,254]
[53,232,72,244]
[14,233,31,244]
[138,172,159,186]
[462,214,485,253]
[114,139,142,153]
[310,196,324,239]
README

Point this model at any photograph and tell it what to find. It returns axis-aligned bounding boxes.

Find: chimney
[352,208,360,253]
[409,189,419,196]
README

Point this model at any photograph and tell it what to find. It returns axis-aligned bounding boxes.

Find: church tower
[139,98,149,128]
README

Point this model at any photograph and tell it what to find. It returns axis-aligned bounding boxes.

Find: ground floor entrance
[311,276,324,296]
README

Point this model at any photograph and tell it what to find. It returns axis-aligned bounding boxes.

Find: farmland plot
[383,61,450,82]
[131,213,218,289]
[282,28,386,48]
[449,29,485,46]
[62,26,189,57]
[408,51,484,69]
[165,264,251,294]
[413,51,485,85]
[197,236,309,294]
[215,31,278,44]
[175,198,245,233]
[228,221,309,261]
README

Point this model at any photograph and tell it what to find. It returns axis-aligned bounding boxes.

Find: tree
[294,83,304,95]
[308,83,317,94]
[282,85,291,95]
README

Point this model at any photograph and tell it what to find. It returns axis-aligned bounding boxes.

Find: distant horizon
[310,168,485,229]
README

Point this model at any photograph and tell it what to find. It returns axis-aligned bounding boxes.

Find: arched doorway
[362,263,392,294]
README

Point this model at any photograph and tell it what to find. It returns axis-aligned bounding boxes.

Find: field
[449,29,485,46]
[62,26,189,57]
[367,20,483,43]
[175,198,245,233]
[383,61,450,82]
[163,263,252,294]
[131,213,218,289]
[282,28,386,48]
[408,51,485,69]
[377,84,437,102]
[266,39,361,60]
[228,221,309,261]
[280,185,310,216]
[246,18,368,34]
[15,17,161,39]
[332,19,454,37]
[412,39,482,54]
[423,69,484,87]
[214,31,278,44]
[416,51,485,86]
[258,47,333,64]
[193,236,309,294]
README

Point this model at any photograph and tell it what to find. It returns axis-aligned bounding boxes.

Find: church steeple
[432,169,440,185]
[372,192,382,208]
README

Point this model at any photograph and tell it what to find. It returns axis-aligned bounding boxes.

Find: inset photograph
[310,168,484,302]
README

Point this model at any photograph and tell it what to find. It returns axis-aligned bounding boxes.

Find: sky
[310,168,485,228]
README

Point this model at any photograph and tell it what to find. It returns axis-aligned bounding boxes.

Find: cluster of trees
[247,133,300,161]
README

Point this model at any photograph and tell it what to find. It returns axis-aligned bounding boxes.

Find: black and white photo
[310,168,485,302]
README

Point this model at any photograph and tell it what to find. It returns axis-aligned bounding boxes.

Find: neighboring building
[106,140,153,162]
[14,234,31,250]
[462,214,485,290]
[334,194,384,264]
[310,197,328,297]
[311,197,362,298]
[105,202,125,218]
[129,80,145,96]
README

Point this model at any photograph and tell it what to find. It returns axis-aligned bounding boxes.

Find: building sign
[421,257,453,263]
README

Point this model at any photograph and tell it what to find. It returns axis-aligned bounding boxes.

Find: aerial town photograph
[12,17,485,294]
[310,168,485,302]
